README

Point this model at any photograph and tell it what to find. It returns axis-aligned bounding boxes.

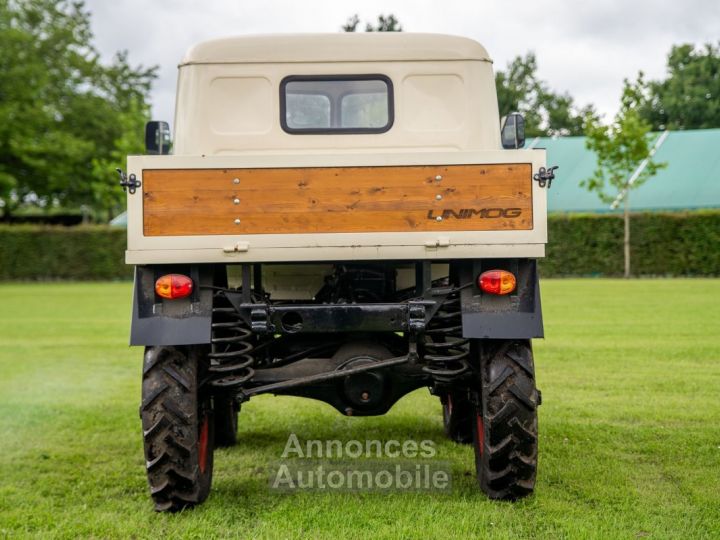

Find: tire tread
[475,340,539,500]
[141,346,212,512]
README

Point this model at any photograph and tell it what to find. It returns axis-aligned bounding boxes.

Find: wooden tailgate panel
[142,164,533,236]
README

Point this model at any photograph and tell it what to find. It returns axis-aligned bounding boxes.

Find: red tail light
[478,270,516,295]
[155,274,193,299]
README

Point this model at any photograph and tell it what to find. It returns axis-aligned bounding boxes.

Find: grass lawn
[0,279,719,539]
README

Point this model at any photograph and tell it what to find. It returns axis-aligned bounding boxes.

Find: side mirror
[500,113,525,149]
[145,121,172,155]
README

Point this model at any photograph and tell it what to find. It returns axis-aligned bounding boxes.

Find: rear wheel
[472,340,539,500]
[214,397,239,447]
[441,391,473,444]
[141,346,214,512]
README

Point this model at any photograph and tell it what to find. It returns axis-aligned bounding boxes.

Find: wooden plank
[142,164,533,236]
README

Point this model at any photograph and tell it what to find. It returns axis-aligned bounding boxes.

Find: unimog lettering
[125,33,549,512]
[426,208,523,220]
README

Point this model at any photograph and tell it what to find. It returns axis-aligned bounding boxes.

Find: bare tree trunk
[624,192,630,279]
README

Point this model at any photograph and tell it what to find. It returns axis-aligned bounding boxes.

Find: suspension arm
[238,354,412,401]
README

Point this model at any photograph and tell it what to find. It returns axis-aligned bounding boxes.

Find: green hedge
[542,210,720,277]
[0,225,131,280]
[0,211,719,280]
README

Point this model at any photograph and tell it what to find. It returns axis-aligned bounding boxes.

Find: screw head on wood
[436,194,442,200]
[436,216,443,222]
[435,175,442,181]
[233,178,240,184]
[234,218,241,225]
[233,198,240,204]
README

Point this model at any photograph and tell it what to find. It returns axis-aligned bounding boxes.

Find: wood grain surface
[142,164,533,236]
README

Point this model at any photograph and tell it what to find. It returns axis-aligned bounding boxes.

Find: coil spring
[422,291,470,383]
[208,296,255,389]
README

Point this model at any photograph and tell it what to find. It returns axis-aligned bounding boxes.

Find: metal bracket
[533,166,558,189]
[250,307,272,334]
[407,302,427,334]
[116,168,141,194]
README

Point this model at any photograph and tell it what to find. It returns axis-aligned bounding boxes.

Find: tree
[0,0,156,220]
[495,53,594,137]
[341,14,402,32]
[582,74,666,278]
[639,42,720,130]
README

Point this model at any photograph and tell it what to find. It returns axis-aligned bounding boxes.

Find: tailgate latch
[223,242,250,253]
[425,236,450,249]
[533,166,558,189]
[116,168,141,194]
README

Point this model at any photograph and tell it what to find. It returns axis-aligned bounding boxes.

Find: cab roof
[180,33,492,65]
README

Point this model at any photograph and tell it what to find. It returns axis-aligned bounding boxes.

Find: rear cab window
[280,75,393,134]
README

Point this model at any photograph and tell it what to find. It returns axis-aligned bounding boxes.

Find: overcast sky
[84,0,720,126]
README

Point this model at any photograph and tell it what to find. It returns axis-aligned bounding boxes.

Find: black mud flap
[459,258,544,339]
[130,265,215,346]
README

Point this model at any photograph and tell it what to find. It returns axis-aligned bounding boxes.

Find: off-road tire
[214,397,239,447]
[472,339,539,500]
[141,346,214,512]
[441,391,473,444]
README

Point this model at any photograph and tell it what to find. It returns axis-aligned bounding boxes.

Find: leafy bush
[542,210,720,277]
[0,226,130,280]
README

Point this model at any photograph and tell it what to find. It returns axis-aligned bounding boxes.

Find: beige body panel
[181,34,491,65]
[173,35,499,156]
[125,151,547,264]
[173,59,500,156]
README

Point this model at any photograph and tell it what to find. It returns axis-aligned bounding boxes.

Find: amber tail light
[155,274,194,299]
[478,270,516,295]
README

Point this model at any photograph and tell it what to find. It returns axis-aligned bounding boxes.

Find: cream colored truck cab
[126,34,551,512]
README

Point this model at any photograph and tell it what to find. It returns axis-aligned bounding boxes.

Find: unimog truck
[122,33,554,511]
